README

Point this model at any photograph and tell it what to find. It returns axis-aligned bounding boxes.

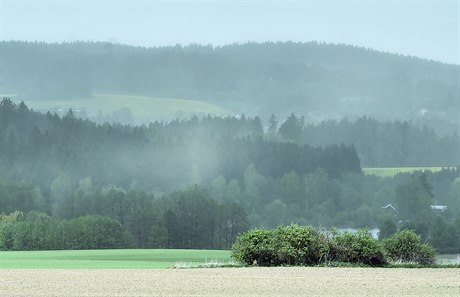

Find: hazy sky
[1,0,459,64]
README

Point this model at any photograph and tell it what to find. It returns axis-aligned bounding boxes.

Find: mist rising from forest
[0,40,459,252]
[2,41,459,134]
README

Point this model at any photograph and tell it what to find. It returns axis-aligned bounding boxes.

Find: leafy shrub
[231,228,277,266]
[384,229,436,265]
[232,225,338,266]
[331,229,387,266]
[274,224,329,265]
[232,225,330,266]
[232,226,388,267]
[232,225,439,267]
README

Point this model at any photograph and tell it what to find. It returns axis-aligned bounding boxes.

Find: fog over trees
[0,41,459,252]
[2,41,458,133]
[0,98,458,252]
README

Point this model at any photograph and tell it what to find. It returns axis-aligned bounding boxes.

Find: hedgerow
[232,225,437,267]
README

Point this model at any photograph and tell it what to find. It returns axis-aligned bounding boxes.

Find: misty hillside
[0,99,361,194]
[2,41,459,127]
[1,99,459,252]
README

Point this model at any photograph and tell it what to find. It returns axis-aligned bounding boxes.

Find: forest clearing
[363,167,453,177]
[22,93,228,121]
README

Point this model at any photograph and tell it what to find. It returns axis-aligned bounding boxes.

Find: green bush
[232,226,387,267]
[232,225,340,266]
[331,229,387,266]
[231,228,277,266]
[274,224,329,265]
[232,225,330,266]
[383,229,436,265]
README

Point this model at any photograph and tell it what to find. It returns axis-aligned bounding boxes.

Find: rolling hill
[20,93,229,123]
[2,41,459,129]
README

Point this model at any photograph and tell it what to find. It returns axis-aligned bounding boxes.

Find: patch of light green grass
[0,249,231,269]
[20,93,229,119]
[363,167,453,178]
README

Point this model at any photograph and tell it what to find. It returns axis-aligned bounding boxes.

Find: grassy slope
[362,167,452,178]
[0,249,231,269]
[22,93,229,119]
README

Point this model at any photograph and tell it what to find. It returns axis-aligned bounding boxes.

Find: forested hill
[2,41,458,125]
[0,98,361,197]
[1,99,459,251]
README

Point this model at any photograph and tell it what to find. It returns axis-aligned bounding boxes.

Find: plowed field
[1,267,459,296]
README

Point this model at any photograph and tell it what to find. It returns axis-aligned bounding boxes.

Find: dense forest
[2,41,459,134]
[1,99,459,252]
[266,113,459,167]
[299,116,459,167]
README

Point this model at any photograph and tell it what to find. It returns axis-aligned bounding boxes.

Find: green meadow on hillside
[0,249,232,269]
[362,167,452,178]
[21,93,229,121]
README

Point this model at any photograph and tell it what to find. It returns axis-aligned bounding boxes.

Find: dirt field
[1,267,459,296]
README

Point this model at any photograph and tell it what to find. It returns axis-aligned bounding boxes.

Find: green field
[20,93,229,120]
[0,249,232,269]
[1,250,457,269]
[363,167,453,178]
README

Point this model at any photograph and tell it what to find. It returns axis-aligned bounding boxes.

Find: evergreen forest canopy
[0,99,459,252]
[2,41,459,135]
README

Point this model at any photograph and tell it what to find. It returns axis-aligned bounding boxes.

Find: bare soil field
[1,267,459,297]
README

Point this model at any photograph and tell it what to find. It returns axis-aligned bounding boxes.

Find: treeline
[0,186,248,250]
[0,213,130,250]
[0,98,360,195]
[2,41,458,126]
[1,165,459,252]
[299,116,459,167]
[379,172,460,254]
[1,99,459,252]
[3,165,458,228]
[269,113,460,167]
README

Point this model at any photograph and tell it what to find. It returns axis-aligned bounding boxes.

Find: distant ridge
[2,40,458,124]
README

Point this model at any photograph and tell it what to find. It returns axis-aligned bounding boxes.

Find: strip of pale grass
[0,249,231,269]
[363,167,451,177]
[437,254,460,265]
[19,93,229,119]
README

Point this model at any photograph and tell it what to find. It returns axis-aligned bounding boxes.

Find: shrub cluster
[383,229,436,265]
[232,225,436,267]
[231,225,329,266]
[330,229,387,266]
